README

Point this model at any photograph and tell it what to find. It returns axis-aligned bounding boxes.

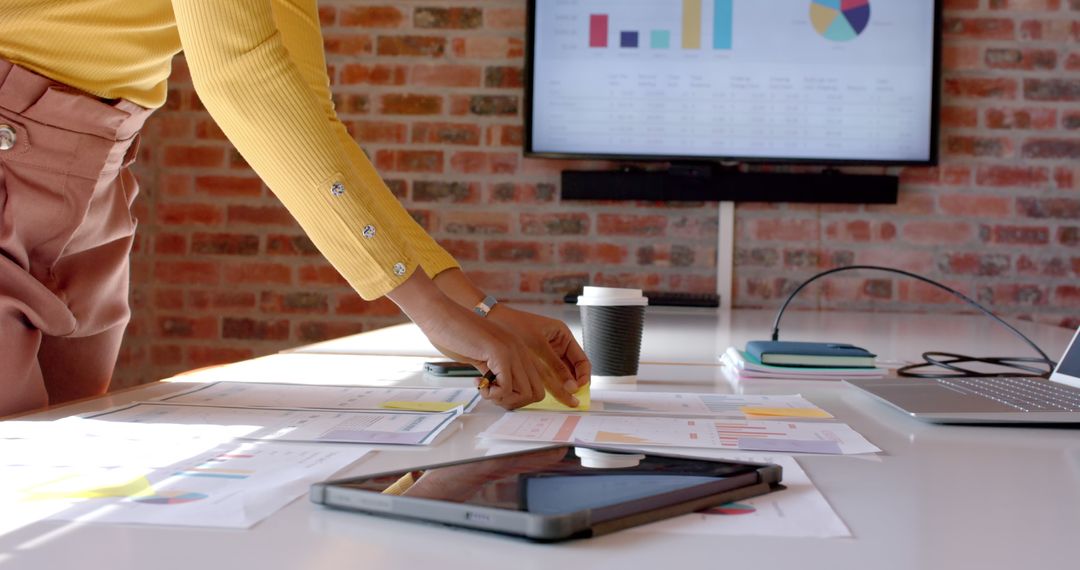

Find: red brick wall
[115,0,1080,387]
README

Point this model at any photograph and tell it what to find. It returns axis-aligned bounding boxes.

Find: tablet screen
[332,447,760,514]
[523,474,721,514]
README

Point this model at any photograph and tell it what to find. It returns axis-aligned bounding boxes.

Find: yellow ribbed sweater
[0,0,458,300]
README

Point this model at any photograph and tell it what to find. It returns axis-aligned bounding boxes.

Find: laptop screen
[1051,327,1080,389]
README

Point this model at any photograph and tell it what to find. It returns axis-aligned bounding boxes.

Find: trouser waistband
[0,58,153,142]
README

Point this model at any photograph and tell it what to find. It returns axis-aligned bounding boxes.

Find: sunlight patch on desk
[6,518,85,553]
[0,420,264,537]
[1,436,371,531]
[161,354,428,387]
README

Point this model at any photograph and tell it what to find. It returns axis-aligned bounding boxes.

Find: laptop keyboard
[937,377,1080,412]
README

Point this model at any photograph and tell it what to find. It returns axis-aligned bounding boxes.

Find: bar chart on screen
[582,0,733,51]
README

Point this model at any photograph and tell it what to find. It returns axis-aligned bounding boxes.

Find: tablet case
[310,446,782,542]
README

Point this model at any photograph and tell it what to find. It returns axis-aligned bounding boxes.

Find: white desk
[2,311,1078,570]
[290,305,1070,368]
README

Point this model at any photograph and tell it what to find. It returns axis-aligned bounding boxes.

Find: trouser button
[0,125,15,150]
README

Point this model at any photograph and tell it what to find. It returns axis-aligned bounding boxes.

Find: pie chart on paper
[810,0,871,42]
[134,491,209,505]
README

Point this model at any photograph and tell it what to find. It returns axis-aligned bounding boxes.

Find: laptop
[846,327,1080,424]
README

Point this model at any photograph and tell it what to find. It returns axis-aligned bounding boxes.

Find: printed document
[85,402,462,445]
[157,381,481,413]
[0,423,371,530]
[631,451,851,538]
[563,391,833,419]
[480,413,879,455]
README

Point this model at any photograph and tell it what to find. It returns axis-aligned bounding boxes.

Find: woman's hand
[487,305,590,407]
[427,269,590,408]
[386,270,553,410]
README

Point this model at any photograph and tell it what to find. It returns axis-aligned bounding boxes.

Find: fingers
[562,335,592,388]
[424,305,588,411]
[485,322,588,410]
[546,324,591,391]
[513,350,546,408]
[481,344,546,410]
[533,344,580,408]
[481,352,513,408]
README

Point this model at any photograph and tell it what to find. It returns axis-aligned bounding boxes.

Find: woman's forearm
[431,268,487,310]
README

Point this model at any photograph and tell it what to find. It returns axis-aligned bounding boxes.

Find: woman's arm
[261,0,590,405]
[172,0,418,299]
[170,0,561,409]
[267,0,461,282]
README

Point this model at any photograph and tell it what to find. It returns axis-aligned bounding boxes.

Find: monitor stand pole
[717,201,735,311]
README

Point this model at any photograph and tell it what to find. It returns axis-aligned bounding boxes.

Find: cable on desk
[769,265,1057,378]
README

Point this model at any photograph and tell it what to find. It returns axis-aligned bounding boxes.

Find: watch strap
[473,294,498,317]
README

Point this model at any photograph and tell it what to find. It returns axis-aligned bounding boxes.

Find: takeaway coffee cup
[577,286,648,383]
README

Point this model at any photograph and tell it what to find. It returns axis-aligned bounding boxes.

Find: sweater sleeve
[171,0,457,300]
[268,0,460,281]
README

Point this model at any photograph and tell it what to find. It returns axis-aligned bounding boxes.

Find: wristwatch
[473,294,498,317]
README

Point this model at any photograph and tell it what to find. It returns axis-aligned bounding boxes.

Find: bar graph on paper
[571,391,833,419]
[481,413,880,455]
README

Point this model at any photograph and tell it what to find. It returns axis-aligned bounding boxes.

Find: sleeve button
[330,181,345,197]
[392,262,407,277]
[362,225,376,239]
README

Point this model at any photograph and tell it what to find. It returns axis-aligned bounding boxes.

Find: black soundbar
[561,168,898,204]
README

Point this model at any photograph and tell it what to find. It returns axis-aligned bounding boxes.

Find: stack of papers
[0,382,491,531]
[85,402,463,445]
[157,381,483,413]
[528,390,835,420]
[720,347,887,381]
[480,412,879,455]
[0,420,371,530]
[629,452,851,538]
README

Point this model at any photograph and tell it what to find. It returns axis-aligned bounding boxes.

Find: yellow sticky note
[740,406,833,419]
[523,384,591,412]
[23,473,154,501]
[381,401,464,412]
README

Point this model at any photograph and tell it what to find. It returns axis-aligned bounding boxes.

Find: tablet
[310,445,782,542]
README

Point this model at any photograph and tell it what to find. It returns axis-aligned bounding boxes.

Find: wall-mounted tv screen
[526,0,941,165]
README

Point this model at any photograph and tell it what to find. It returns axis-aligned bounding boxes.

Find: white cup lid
[577,286,648,306]
[574,447,646,469]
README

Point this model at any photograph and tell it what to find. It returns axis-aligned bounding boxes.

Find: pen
[477,370,497,390]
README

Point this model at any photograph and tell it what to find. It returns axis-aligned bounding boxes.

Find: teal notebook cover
[737,350,864,371]
[745,341,876,368]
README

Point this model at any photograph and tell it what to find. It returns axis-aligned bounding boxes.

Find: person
[0,0,590,417]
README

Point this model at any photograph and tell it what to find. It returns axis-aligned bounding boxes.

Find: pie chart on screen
[811,0,871,42]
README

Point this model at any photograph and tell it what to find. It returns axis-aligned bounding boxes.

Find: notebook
[745,340,876,368]
[846,326,1080,424]
[720,347,886,381]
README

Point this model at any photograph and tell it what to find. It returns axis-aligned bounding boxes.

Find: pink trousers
[0,59,152,417]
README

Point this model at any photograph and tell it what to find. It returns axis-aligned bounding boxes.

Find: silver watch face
[474,296,497,317]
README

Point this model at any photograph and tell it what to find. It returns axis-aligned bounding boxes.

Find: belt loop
[121,134,141,168]
[0,59,12,90]
[0,65,51,114]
